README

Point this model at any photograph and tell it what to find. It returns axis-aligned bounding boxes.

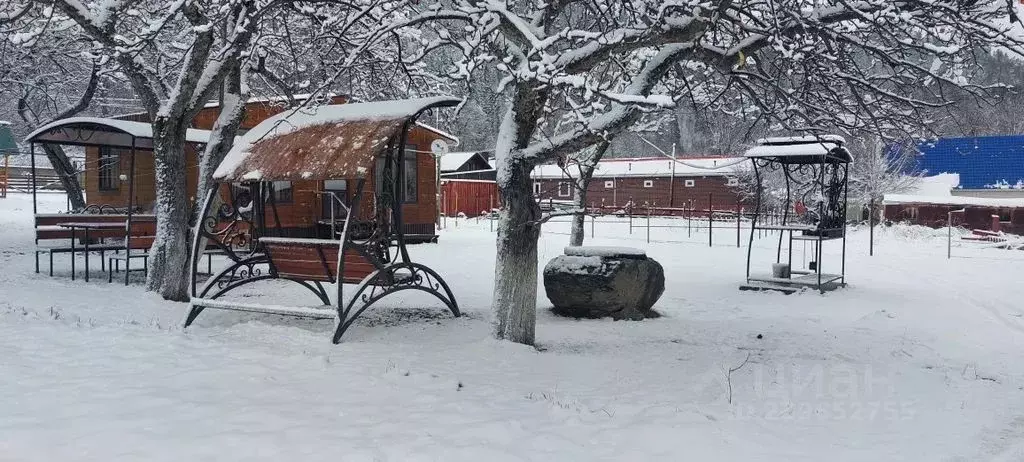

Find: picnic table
[59,222,127,282]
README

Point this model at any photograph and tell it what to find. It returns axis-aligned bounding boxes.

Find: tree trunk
[569,175,591,247]
[194,65,247,207]
[492,159,542,345]
[568,141,609,246]
[40,144,86,210]
[146,118,192,301]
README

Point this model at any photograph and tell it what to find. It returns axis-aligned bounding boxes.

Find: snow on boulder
[563,246,646,258]
[543,247,664,320]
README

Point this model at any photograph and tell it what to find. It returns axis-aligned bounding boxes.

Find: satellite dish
[431,139,449,155]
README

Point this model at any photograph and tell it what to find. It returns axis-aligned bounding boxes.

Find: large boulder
[543,246,665,320]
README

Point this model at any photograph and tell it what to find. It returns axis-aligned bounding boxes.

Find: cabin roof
[214,96,461,182]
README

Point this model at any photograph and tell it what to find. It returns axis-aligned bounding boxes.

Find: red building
[531,156,745,212]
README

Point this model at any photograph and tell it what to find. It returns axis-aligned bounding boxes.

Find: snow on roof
[416,122,459,145]
[757,135,847,145]
[215,96,461,181]
[908,173,959,196]
[439,152,484,171]
[883,194,1024,208]
[532,156,743,179]
[24,117,213,146]
[744,141,849,160]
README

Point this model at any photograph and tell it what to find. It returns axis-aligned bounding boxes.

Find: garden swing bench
[183,97,461,343]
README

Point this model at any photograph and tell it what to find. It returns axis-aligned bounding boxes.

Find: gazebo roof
[213,96,461,182]
[24,117,213,149]
[744,135,852,164]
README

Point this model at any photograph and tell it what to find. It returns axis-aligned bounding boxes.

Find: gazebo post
[30,142,37,215]
[125,136,136,286]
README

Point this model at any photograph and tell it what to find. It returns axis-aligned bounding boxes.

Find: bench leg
[49,252,54,277]
[207,254,212,275]
[124,254,130,286]
[100,251,105,272]
[108,259,113,283]
[35,251,39,274]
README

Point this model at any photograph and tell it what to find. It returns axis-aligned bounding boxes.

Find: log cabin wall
[84,96,447,240]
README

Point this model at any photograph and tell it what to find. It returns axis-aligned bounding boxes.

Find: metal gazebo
[740,136,852,294]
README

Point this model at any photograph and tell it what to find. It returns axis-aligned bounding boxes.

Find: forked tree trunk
[492,159,542,345]
[146,118,192,301]
[195,66,247,206]
[568,141,609,246]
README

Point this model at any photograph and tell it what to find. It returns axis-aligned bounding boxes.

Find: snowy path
[2,193,1024,461]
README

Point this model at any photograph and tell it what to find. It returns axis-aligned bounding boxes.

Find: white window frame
[726,177,739,187]
[533,182,541,195]
[684,179,696,188]
[558,182,571,197]
[643,180,654,188]
[604,180,615,189]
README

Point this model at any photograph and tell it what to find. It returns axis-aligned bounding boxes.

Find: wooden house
[531,156,745,212]
[77,96,457,241]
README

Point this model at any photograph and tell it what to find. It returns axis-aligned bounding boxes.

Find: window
[374,147,418,203]
[403,149,418,203]
[322,179,348,219]
[533,182,541,195]
[604,180,615,189]
[558,182,571,197]
[272,181,293,203]
[684,179,695,188]
[98,147,120,191]
[726,177,739,187]
[643,180,654,188]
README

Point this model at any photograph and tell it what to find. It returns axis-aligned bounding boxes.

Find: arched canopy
[24,117,213,149]
[213,96,462,182]
[744,135,853,165]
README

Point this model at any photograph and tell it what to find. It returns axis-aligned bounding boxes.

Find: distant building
[882,135,1024,232]
[438,151,497,216]
[531,156,745,211]
[901,134,1024,198]
[439,151,494,180]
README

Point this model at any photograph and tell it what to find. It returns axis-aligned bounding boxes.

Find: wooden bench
[260,237,377,284]
[34,214,155,277]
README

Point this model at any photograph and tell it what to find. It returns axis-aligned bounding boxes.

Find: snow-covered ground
[2,192,1024,461]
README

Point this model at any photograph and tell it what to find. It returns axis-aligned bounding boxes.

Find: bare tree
[369,0,1024,345]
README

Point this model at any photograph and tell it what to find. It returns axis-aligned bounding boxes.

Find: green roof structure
[0,122,17,156]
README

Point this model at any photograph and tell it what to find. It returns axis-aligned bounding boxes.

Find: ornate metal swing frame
[183,97,461,343]
[741,136,852,294]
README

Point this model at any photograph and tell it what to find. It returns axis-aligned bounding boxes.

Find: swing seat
[260,237,378,284]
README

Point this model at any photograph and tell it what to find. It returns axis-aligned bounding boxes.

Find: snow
[439,151,484,172]
[214,96,461,180]
[533,156,743,179]
[4,192,1024,460]
[563,246,646,257]
[744,142,846,159]
[24,117,214,145]
[883,194,1024,208]
[908,173,959,197]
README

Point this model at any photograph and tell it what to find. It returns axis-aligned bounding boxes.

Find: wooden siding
[83,96,442,237]
[884,203,1024,234]
[441,180,498,216]
[533,175,744,211]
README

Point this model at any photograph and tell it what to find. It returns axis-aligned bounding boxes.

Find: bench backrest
[262,239,377,284]
[35,214,157,242]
